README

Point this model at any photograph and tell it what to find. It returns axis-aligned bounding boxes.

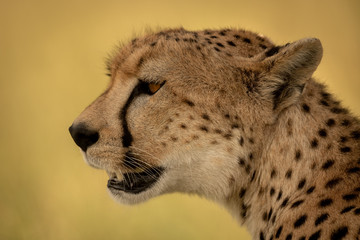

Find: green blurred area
[0,0,359,239]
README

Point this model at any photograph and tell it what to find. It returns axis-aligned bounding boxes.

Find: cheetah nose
[69,123,99,152]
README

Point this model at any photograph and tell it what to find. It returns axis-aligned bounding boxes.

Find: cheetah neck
[225,79,359,238]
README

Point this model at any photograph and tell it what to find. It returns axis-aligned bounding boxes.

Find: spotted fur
[70,28,360,239]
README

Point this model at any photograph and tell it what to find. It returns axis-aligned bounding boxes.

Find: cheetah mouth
[107,166,164,194]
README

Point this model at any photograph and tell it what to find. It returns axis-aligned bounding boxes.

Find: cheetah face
[69,70,244,204]
[69,29,322,205]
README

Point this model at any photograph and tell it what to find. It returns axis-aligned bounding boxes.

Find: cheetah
[69,28,360,239]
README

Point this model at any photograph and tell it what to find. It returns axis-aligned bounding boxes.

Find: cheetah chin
[106,167,167,204]
[81,150,169,204]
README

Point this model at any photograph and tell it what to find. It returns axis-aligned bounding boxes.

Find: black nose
[69,123,99,152]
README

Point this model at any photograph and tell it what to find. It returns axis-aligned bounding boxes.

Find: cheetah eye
[148,83,163,94]
[139,80,165,95]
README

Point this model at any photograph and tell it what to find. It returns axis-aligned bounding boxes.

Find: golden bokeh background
[1,0,359,239]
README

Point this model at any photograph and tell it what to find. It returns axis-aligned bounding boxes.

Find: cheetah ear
[258,38,323,111]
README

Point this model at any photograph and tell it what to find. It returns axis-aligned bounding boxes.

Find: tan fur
[70,28,360,239]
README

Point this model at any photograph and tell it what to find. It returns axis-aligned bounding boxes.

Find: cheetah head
[69,28,322,205]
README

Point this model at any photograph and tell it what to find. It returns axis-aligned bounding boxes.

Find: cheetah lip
[107,166,164,194]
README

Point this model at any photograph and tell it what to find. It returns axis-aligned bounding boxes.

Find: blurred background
[1,0,359,239]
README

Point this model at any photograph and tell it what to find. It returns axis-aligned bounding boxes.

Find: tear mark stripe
[120,81,149,147]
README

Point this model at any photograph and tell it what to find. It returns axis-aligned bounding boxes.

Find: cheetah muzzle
[69,28,360,239]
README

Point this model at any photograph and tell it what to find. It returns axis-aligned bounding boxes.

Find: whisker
[124,152,163,175]
[129,146,163,162]
[123,156,162,181]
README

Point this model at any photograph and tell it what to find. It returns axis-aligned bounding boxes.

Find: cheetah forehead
[107,28,275,76]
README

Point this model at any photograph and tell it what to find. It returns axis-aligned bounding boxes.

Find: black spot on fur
[318,129,327,138]
[201,114,210,121]
[309,230,321,240]
[275,226,283,238]
[219,30,226,36]
[267,208,273,221]
[285,169,292,179]
[270,188,275,197]
[239,188,246,198]
[342,194,358,201]
[265,46,280,57]
[241,203,249,219]
[310,138,318,148]
[326,118,336,127]
[277,190,283,201]
[245,165,251,174]
[298,179,306,189]
[262,212,268,222]
[340,136,348,143]
[302,103,310,113]
[233,34,240,39]
[285,233,292,240]
[325,178,342,189]
[351,130,360,139]
[320,100,329,106]
[294,215,307,228]
[331,226,348,240]
[306,186,315,194]
[227,41,236,47]
[321,159,335,170]
[319,198,333,207]
[250,171,256,182]
[216,42,225,48]
[243,38,251,43]
[280,197,289,208]
[295,150,301,161]
[331,107,346,114]
[183,99,195,107]
[238,157,245,166]
[210,35,218,39]
[341,119,351,126]
[214,129,222,134]
[271,214,276,224]
[260,231,265,240]
[150,42,157,47]
[214,47,221,52]
[259,44,267,49]
[199,126,208,132]
[315,213,329,226]
[340,146,351,153]
[340,206,355,214]
[223,133,232,140]
[290,200,304,209]
[321,91,330,99]
[270,169,277,178]
[347,167,360,173]
[239,137,244,146]
[354,208,360,215]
